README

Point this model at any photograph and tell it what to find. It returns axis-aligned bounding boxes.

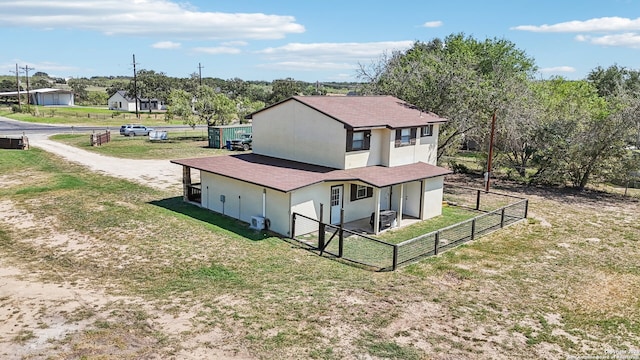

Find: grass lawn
[1,149,639,359]
[50,131,230,159]
[376,205,478,244]
[0,106,184,126]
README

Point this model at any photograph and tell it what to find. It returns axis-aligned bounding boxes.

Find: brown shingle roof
[171,154,451,192]
[248,95,447,130]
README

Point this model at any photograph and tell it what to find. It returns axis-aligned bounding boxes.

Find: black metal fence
[290,185,528,271]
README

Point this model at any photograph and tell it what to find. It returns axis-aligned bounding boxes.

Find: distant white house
[108,90,166,112]
[0,88,74,106]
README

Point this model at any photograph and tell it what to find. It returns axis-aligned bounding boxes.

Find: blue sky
[1,0,640,82]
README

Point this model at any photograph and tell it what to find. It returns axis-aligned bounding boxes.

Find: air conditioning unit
[250,215,265,230]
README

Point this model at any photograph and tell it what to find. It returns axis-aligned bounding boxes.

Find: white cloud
[2,60,79,74]
[576,33,640,48]
[192,47,242,55]
[539,66,576,73]
[257,61,356,72]
[0,0,305,40]
[152,41,181,49]
[257,41,414,62]
[221,41,249,47]
[422,21,443,28]
[512,17,640,33]
[253,41,413,73]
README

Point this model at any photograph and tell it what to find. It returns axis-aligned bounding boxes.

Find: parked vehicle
[230,133,252,151]
[120,124,154,137]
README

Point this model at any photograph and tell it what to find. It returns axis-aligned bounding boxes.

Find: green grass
[50,132,227,159]
[0,106,184,126]
[376,205,478,244]
[1,148,639,359]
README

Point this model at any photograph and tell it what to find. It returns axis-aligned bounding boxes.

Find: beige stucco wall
[344,128,384,169]
[422,176,445,219]
[200,172,291,236]
[387,124,440,167]
[252,101,347,169]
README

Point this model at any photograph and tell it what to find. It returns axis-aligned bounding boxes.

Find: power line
[198,62,204,85]
[20,65,35,106]
[9,64,23,109]
[132,54,139,118]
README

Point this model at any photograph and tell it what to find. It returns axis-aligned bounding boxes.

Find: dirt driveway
[27,134,184,191]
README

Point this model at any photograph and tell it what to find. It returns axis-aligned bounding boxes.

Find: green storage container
[208,125,252,148]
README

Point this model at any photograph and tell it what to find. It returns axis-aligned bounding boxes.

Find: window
[421,124,433,137]
[394,127,417,147]
[346,129,371,151]
[331,187,341,206]
[350,184,373,201]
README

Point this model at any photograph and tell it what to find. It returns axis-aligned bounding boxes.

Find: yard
[0,106,185,127]
[1,144,639,359]
[51,131,223,160]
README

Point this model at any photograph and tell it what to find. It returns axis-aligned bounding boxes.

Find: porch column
[397,184,404,227]
[182,166,192,202]
[373,187,381,234]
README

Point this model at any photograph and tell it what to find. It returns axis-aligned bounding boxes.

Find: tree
[357,33,537,160]
[269,78,302,104]
[125,69,171,111]
[235,96,265,124]
[105,81,127,97]
[529,78,625,189]
[166,89,195,126]
[67,78,89,102]
[166,85,237,127]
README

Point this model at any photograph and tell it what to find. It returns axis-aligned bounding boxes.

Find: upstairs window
[421,124,433,137]
[394,127,417,147]
[346,129,371,151]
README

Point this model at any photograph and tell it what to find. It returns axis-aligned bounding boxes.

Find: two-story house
[171,95,451,236]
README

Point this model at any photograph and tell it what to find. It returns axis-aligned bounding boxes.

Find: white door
[330,185,343,225]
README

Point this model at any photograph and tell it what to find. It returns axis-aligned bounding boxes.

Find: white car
[119,124,154,137]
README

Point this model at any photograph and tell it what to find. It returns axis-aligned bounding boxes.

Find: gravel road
[28,134,183,191]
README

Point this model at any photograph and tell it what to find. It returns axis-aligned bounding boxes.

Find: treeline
[358,33,640,190]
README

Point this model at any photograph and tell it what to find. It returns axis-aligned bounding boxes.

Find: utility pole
[132,54,139,118]
[21,65,35,106]
[485,110,497,192]
[198,62,204,86]
[10,64,22,109]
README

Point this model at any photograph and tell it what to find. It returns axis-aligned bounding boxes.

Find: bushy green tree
[358,33,537,159]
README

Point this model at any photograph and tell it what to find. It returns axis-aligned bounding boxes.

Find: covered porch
[341,213,422,235]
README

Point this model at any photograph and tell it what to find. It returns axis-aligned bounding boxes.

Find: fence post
[500,208,506,228]
[338,209,344,258]
[475,189,481,210]
[392,245,398,271]
[291,213,296,239]
[319,204,325,252]
[471,218,476,241]
[524,200,529,219]
[434,231,440,255]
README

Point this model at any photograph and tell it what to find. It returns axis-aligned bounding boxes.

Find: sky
[2,0,640,83]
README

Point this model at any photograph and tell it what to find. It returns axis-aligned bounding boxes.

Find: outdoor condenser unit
[250,215,266,230]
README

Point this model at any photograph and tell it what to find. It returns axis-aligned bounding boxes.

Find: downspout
[262,189,266,217]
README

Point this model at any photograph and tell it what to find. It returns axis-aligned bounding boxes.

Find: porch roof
[171,154,451,193]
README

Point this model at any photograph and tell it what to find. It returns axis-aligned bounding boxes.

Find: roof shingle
[249,95,446,129]
[171,154,451,192]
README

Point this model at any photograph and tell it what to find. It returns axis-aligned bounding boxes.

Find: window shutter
[394,129,401,147]
[364,130,371,150]
[366,186,373,198]
[410,128,417,145]
[350,184,357,201]
[346,129,353,151]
